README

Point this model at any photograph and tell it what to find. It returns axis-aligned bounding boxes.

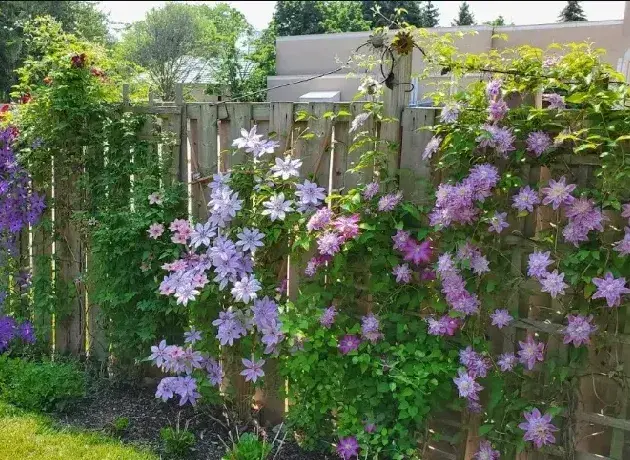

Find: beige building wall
[269,14,630,102]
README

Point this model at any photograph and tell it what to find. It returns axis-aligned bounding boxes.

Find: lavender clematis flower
[490,309,513,328]
[320,306,337,328]
[512,186,540,213]
[236,227,264,253]
[336,436,360,459]
[231,275,261,304]
[526,131,552,157]
[474,440,500,460]
[519,408,558,448]
[339,334,361,354]
[271,156,302,180]
[488,212,509,233]
[422,135,442,160]
[362,182,379,200]
[498,353,517,371]
[453,370,483,400]
[392,263,412,283]
[540,270,568,298]
[183,327,202,345]
[518,335,545,370]
[541,176,576,210]
[562,314,596,347]
[262,193,294,222]
[592,272,630,308]
[240,357,265,382]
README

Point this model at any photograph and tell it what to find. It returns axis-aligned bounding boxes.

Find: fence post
[31,171,53,350]
[381,51,413,180]
[251,102,296,426]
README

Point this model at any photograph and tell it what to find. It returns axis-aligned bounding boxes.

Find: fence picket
[345,102,374,189]
[269,102,294,156]
[189,104,218,220]
[400,107,435,204]
[294,102,334,187]
[226,103,253,168]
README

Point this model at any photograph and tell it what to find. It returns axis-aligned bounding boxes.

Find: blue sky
[98,1,626,32]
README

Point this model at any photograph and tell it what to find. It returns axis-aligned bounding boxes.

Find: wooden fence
[21,65,630,459]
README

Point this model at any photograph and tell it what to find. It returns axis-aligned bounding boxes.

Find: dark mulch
[52,379,330,460]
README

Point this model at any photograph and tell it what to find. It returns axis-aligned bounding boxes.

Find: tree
[484,16,512,26]
[0,1,109,98]
[237,24,277,101]
[273,1,325,36]
[420,1,440,27]
[452,2,475,26]
[118,3,207,99]
[360,1,424,28]
[559,1,586,22]
[203,5,266,101]
[320,1,371,33]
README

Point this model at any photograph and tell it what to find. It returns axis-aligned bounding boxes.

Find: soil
[52,380,330,460]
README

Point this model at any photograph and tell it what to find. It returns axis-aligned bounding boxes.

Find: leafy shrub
[113,416,130,432]
[103,416,130,437]
[160,425,196,458]
[0,356,85,412]
[222,432,272,460]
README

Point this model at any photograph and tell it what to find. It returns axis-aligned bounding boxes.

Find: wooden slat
[86,144,107,361]
[54,169,85,356]
[32,173,52,350]
[400,107,435,204]
[345,102,374,189]
[189,104,218,220]
[269,102,294,155]
[225,103,253,168]
[332,117,350,191]
[294,102,334,187]
[255,120,270,137]
[381,52,412,179]
[610,306,630,458]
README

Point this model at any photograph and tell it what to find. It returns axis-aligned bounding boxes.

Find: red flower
[0,104,10,117]
[90,67,104,77]
[19,93,32,104]
[71,53,87,68]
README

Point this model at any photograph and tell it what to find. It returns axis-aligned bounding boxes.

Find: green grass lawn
[0,402,157,460]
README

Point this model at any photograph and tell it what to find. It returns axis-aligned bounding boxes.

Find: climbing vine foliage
[146,26,630,459]
[7,17,630,460]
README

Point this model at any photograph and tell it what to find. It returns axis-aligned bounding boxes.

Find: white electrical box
[298,91,341,102]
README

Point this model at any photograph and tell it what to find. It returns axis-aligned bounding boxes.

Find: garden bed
[53,381,328,459]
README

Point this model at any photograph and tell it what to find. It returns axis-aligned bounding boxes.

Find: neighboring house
[268,1,630,103]
[135,56,227,102]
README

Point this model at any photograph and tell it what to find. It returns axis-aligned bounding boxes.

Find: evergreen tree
[420,0,440,27]
[559,1,587,21]
[484,16,509,26]
[360,1,423,28]
[452,2,475,26]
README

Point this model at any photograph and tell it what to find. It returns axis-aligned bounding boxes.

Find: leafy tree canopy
[0,1,109,98]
